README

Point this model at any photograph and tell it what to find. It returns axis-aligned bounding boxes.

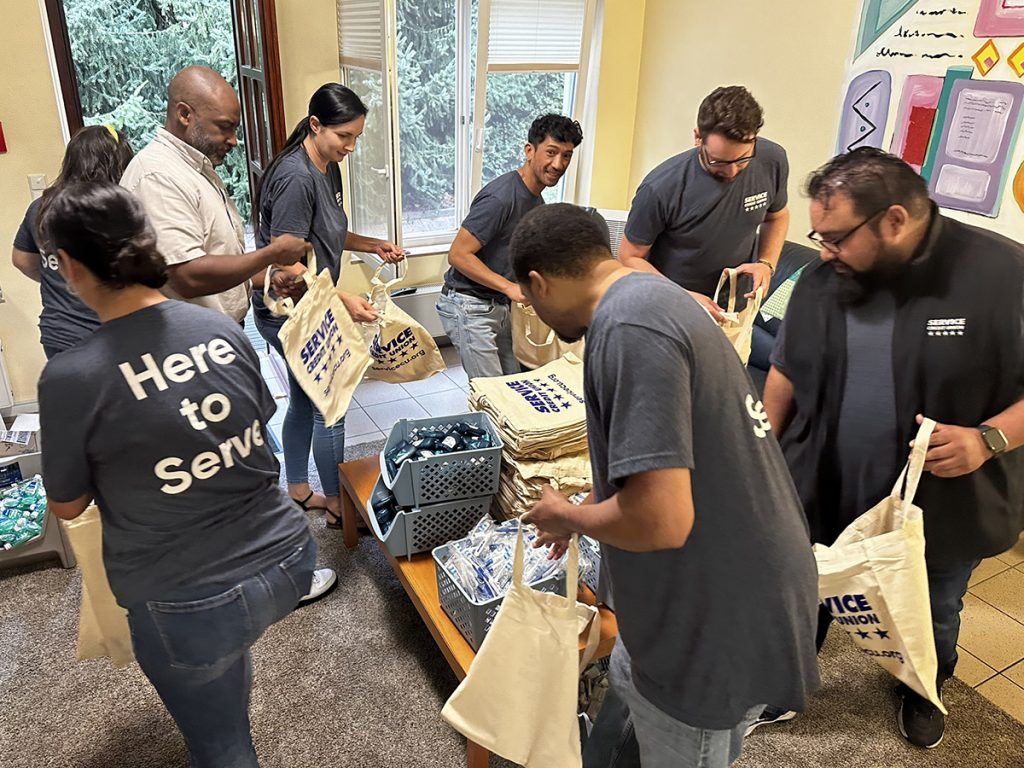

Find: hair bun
[111,231,168,289]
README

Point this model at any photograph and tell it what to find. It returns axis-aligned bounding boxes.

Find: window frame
[343,0,601,254]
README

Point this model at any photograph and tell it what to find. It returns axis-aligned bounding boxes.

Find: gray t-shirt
[585,272,819,730]
[445,170,543,301]
[257,147,348,282]
[39,301,310,606]
[14,197,101,353]
[771,291,901,534]
[625,138,789,296]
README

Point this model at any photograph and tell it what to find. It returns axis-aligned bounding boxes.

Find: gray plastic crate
[379,412,502,508]
[579,536,602,595]
[433,540,566,651]
[367,476,491,559]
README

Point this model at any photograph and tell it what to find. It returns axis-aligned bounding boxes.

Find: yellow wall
[0,0,65,403]
[629,0,860,236]
[587,0,647,211]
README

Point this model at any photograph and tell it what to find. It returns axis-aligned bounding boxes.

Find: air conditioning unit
[596,209,629,256]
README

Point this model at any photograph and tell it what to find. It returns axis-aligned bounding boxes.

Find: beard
[833,248,906,306]
[186,124,229,166]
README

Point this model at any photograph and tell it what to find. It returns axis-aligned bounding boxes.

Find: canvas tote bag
[511,302,585,370]
[711,268,764,365]
[264,265,371,426]
[442,525,600,768]
[363,265,446,383]
[62,506,134,667]
[814,418,946,711]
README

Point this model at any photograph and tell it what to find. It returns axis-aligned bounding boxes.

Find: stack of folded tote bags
[468,354,592,518]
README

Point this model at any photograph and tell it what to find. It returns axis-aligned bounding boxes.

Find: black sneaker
[896,684,945,749]
[744,706,797,736]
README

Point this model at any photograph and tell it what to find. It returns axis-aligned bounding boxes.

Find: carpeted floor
[2,438,1023,767]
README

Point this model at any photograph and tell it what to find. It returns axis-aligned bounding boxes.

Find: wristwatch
[978,424,1009,455]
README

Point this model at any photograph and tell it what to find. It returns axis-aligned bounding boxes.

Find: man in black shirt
[763,148,1024,748]
[436,114,583,380]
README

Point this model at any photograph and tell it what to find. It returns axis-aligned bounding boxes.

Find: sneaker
[744,706,797,736]
[298,567,337,606]
[896,685,944,749]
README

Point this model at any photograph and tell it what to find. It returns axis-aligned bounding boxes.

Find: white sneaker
[298,567,337,606]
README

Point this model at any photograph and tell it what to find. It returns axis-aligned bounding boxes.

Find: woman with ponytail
[11,124,134,358]
[253,82,406,526]
[37,182,315,767]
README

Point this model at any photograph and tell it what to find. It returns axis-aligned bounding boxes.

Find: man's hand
[688,290,726,324]
[915,413,991,478]
[504,281,528,305]
[374,240,408,264]
[522,485,578,549]
[271,234,313,266]
[731,261,773,299]
[270,268,306,300]
[338,291,379,323]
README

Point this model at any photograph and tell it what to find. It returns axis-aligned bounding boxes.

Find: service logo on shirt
[743,191,769,213]
[926,318,966,337]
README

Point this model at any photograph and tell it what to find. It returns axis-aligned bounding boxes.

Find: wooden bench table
[338,455,618,768]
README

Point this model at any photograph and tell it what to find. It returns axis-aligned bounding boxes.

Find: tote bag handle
[262,250,315,317]
[891,417,937,511]
[712,268,739,314]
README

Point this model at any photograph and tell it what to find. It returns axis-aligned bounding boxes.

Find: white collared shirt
[121,128,249,321]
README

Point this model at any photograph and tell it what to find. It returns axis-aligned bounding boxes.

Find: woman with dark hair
[253,82,406,525]
[11,124,135,358]
[38,181,315,768]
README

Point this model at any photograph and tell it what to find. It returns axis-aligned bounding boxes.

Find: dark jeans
[817,557,980,690]
[126,536,316,767]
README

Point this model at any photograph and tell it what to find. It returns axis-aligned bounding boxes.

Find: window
[337,0,599,249]
[43,0,286,224]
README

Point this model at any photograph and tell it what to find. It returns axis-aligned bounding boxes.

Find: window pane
[482,71,576,202]
[345,67,392,241]
[63,0,251,220]
[396,0,458,239]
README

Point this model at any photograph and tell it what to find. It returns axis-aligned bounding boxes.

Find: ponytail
[254,84,368,215]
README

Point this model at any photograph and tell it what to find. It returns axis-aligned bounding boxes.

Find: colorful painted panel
[890,75,943,170]
[837,70,893,153]
[974,0,1024,38]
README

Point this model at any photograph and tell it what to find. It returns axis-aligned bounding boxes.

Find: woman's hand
[374,240,408,264]
[338,290,379,323]
[270,267,307,300]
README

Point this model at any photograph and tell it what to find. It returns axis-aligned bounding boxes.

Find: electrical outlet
[28,174,47,191]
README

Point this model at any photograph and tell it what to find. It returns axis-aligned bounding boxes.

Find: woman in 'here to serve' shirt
[38,182,314,768]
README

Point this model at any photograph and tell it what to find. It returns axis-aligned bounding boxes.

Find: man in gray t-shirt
[621,86,790,324]
[436,114,583,380]
[513,204,819,768]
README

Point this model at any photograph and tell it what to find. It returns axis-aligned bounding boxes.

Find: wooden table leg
[467,740,490,768]
[342,490,358,550]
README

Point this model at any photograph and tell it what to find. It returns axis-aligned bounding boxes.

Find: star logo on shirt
[856,630,871,640]
[874,628,890,640]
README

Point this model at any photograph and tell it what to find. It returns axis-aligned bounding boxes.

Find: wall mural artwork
[839,0,1024,235]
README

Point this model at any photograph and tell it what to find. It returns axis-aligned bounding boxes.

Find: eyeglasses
[807,207,890,253]
[699,142,756,167]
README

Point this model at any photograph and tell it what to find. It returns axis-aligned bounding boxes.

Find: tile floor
[257,337,1024,725]
[955,535,1024,723]
[259,341,470,450]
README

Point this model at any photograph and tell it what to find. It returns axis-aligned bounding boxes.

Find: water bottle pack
[384,421,494,479]
[0,475,47,550]
[439,515,569,603]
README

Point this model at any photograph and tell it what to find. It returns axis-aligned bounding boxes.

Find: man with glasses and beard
[758,147,1024,747]
[121,66,310,324]
[618,86,790,322]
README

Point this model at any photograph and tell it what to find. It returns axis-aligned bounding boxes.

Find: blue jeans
[126,536,316,767]
[253,295,346,497]
[605,642,761,768]
[435,289,520,380]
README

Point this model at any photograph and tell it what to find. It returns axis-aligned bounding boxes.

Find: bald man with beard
[120,67,340,608]
[121,66,310,322]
